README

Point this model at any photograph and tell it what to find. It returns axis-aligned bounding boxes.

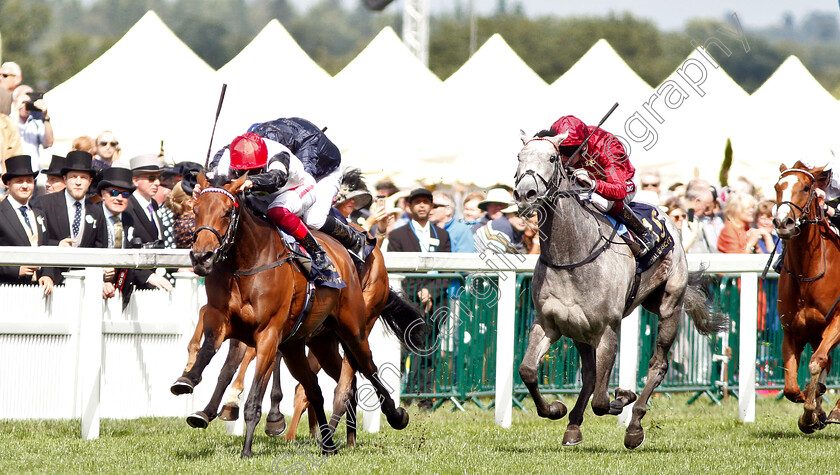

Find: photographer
[13,85,53,173]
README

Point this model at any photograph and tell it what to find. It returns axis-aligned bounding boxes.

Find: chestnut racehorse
[170,173,411,458]
[773,161,840,432]
[180,243,426,447]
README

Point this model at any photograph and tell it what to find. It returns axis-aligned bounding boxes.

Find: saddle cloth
[627,201,674,274]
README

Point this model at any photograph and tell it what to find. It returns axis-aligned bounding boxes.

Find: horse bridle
[193,187,241,263]
[777,168,821,235]
[776,168,829,282]
[515,138,574,196]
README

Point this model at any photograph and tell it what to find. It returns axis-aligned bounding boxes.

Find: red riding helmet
[549,115,589,147]
[230,132,267,170]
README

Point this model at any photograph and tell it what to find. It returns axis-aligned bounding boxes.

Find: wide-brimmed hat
[2,155,38,184]
[41,155,65,177]
[97,166,136,193]
[408,187,433,203]
[335,188,373,210]
[129,154,164,174]
[478,188,513,211]
[501,203,519,214]
[175,162,204,195]
[61,151,95,175]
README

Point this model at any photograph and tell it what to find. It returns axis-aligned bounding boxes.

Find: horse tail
[684,266,729,335]
[380,289,431,353]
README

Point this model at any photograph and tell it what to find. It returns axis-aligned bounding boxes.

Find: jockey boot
[299,231,338,278]
[321,215,367,257]
[620,207,656,258]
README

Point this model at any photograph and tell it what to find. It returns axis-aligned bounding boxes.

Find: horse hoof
[347,435,356,448]
[826,409,840,424]
[784,391,806,404]
[542,401,567,420]
[798,414,818,434]
[170,378,194,396]
[265,418,287,437]
[562,425,582,446]
[817,382,827,397]
[186,411,210,429]
[386,407,409,430]
[624,429,645,449]
[219,405,239,421]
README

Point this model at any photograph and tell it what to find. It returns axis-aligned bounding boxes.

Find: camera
[24,91,44,112]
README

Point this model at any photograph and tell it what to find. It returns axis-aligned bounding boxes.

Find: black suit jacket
[31,191,108,284]
[387,222,451,253]
[93,202,154,288]
[124,195,161,244]
[0,199,57,284]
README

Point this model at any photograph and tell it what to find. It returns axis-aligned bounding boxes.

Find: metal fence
[397,272,840,409]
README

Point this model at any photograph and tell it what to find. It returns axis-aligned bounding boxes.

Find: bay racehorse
[513,130,726,449]
[171,173,411,457]
[179,242,426,448]
[772,161,840,432]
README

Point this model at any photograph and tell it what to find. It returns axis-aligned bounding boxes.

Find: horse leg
[265,352,287,437]
[800,320,840,433]
[309,334,356,446]
[590,325,631,416]
[240,339,278,459]
[781,329,807,403]
[187,339,247,429]
[284,345,323,441]
[624,309,679,450]
[172,307,228,395]
[282,340,338,456]
[518,323,566,420]
[170,306,205,395]
[563,342,596,446]
[221,346,256,421]
[339,333,409,431]
[284,384,309,441]
[827,354,840,423]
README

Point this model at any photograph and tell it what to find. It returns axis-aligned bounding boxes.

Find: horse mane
[534,129,555,138]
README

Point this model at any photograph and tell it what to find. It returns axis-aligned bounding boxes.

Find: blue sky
[307,0,839,30]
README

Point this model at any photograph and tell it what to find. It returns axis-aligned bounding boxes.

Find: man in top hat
[470,187,514,233]
[123,154,167,245]
[31,150,108,284]
[41,154,66,194]
[0,154,56,293]
[95,166,172,300]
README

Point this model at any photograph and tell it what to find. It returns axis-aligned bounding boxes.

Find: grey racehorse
[513,130,726,449]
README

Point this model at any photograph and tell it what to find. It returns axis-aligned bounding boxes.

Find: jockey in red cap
[549,115,656,256]
[213,132,365,286]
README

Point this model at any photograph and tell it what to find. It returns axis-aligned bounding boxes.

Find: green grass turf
[2,394,840,474]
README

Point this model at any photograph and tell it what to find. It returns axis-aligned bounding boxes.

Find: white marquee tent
[728,56,840,194]
[640,48,750,187]
[211,19,334,155]
[45,11,217,166]
[440,34,549,187]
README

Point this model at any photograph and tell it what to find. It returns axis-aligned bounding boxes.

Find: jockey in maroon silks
[549,115,656,256]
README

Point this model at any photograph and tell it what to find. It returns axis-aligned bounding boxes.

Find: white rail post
[739,272,758,422]
[173,271,199,416]
[64,270,85,419]
[79,267,104,439]
[495,271,516,428]
[360,273,406,433]
[618,308,641,426]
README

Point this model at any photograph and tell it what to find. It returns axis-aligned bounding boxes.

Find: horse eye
[548,155,557,163]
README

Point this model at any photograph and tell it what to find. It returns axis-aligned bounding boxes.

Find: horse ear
[198,171,209,188]
[549,131,569,147]
[520,129,529,145]
[228,172,249,193]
